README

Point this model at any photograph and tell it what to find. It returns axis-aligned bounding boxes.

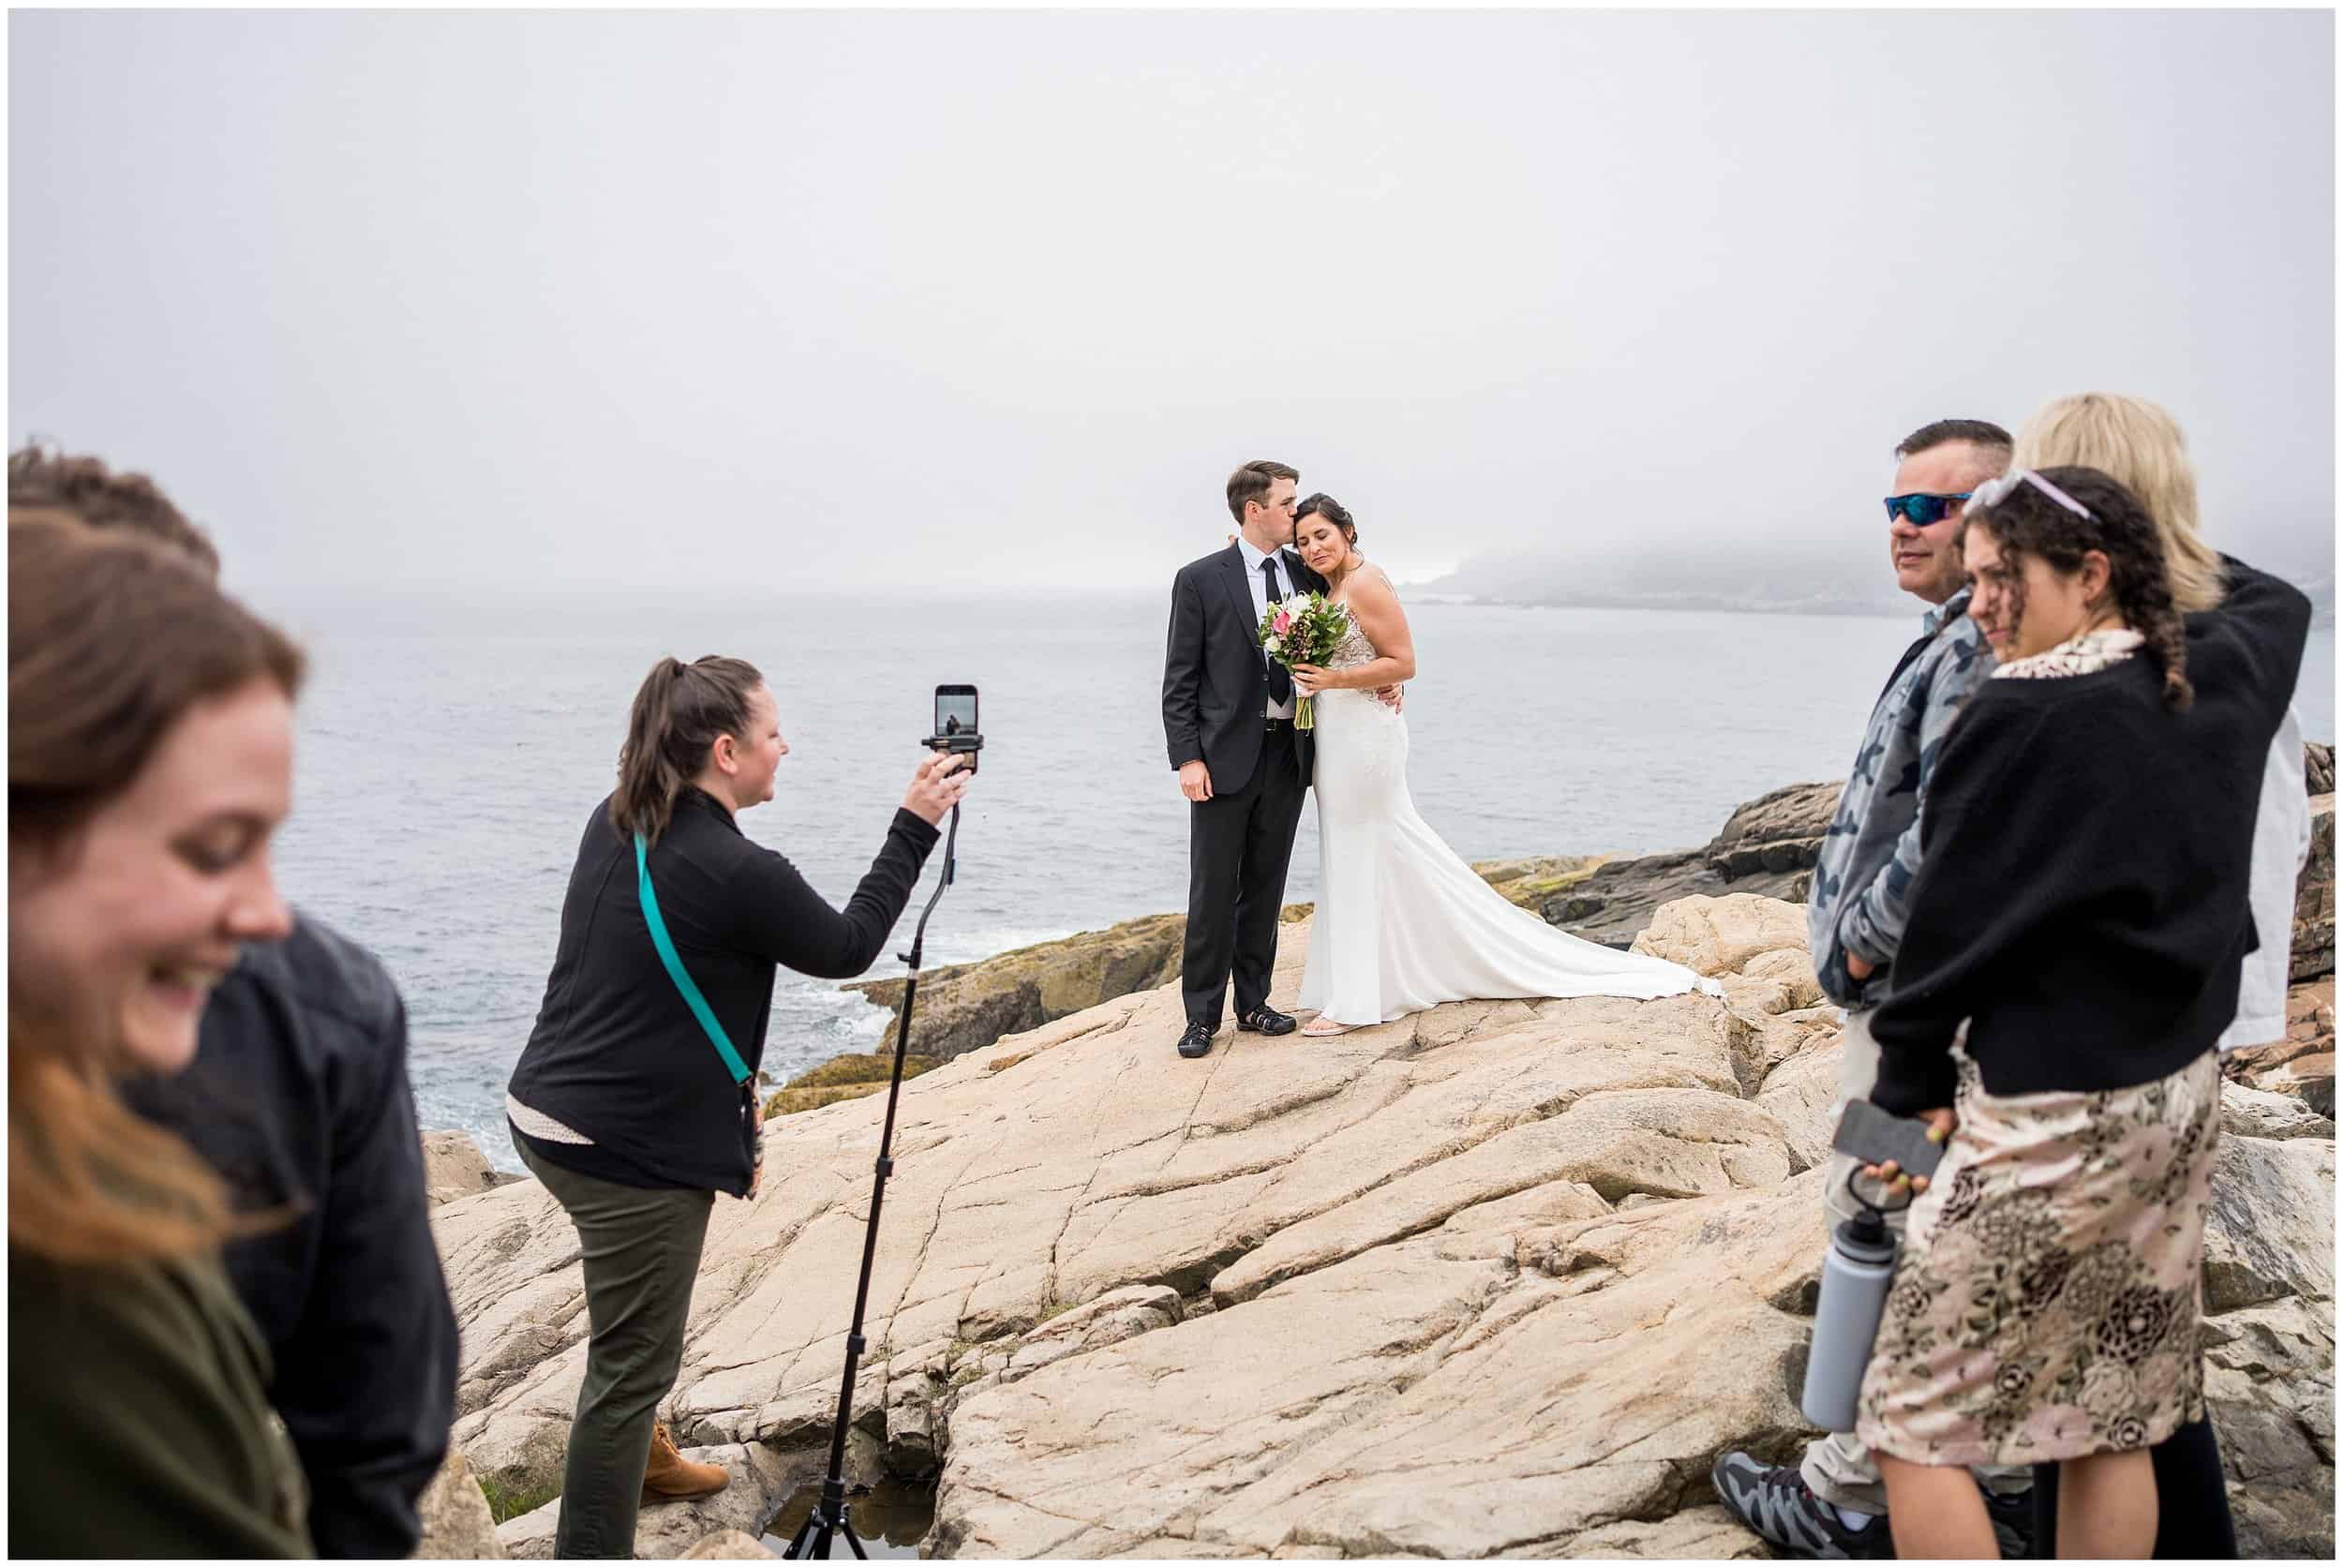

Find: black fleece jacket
[507,787,939,1195]
[1869,560,2311,1114]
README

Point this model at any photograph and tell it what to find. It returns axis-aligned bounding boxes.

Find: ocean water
[261,589,2336,1169]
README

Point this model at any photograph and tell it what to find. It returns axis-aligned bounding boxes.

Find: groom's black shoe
[1177,1020,1216,1059]
[1237,1006,1297,1036]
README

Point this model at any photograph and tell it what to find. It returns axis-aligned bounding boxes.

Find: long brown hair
[1962,466,2192,711]
[609,654,766,844]
[8,512,306,1264]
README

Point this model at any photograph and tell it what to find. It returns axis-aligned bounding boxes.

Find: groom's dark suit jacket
[1163,543,1329,790]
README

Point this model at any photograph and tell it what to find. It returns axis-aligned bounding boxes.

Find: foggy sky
[10,9,2335,598]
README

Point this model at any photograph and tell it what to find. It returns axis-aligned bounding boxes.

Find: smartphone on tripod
[931,684,980,774]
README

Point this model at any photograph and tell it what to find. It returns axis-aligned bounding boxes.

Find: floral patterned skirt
[1855,1045,2220,1468]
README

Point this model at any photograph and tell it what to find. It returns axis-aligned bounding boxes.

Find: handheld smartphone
[933,684,978,774]
[1829,1098,1946,1182]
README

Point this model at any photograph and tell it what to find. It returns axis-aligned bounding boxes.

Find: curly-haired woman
[2005,390,2311,1559]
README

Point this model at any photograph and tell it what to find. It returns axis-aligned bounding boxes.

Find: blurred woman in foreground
[8,513,311,1556]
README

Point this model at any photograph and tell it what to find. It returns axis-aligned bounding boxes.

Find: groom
[1162,459,1328,1059]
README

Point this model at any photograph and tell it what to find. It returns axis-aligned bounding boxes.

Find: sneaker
[1709,1451,1894,1560]
[1981,1484,2035,1559]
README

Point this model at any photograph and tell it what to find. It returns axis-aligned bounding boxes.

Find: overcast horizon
[11,9,2336,600]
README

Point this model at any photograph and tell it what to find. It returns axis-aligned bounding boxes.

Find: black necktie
[1260,556,1293,707]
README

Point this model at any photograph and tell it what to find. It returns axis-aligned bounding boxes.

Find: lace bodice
[1326,607,1377,671]
[1324,564,1394,671]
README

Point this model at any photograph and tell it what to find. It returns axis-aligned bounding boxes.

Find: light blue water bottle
[1799,1202,1898,1432]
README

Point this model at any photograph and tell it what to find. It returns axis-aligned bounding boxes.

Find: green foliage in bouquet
[1255,590,1351,730]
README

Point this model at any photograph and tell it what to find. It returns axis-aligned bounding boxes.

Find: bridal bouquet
[1256,590,1350,730]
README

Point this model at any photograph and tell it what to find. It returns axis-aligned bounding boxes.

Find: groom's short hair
[1226,459,1300,523]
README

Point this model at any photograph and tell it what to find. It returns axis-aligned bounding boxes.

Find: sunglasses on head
[1969,469,2094,520]
[1883,492,1972,527]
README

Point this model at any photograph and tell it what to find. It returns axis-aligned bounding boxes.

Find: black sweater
[507,788,940,1195]
[1869,560,2312,1114]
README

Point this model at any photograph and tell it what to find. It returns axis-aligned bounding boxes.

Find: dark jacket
[123,912,458,1560]
[1163,543,1329,790]
[10,1248,312,1558]
[1870,560,2312,1113]
[506,788,940,1196]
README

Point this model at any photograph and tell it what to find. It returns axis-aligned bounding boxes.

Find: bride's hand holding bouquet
[1257,590,1350,730]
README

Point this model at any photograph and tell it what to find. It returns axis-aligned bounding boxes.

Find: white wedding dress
[1297,570,1718,1026]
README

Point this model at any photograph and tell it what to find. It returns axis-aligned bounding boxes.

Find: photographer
[504,654,968,1560]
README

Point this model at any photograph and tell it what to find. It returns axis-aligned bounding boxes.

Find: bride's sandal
[1301,1017,1354,1038]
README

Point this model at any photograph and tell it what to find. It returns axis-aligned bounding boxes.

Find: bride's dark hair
[1295,493,1357,545]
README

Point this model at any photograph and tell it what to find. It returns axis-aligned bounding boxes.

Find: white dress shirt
[1237,533,1296,720]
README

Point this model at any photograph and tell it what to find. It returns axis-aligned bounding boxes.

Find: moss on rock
[765,1053,942,1117]
[843,912,1187,1062]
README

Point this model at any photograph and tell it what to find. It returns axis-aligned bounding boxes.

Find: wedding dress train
[1296,577,1717,1027]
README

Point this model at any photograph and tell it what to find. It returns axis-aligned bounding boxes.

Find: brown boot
[641,1421,730,1504]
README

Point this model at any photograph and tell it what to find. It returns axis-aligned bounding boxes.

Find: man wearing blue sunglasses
[1713,419,2033,1561]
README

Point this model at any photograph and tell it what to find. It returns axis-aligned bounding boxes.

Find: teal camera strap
[635,833,752,1086]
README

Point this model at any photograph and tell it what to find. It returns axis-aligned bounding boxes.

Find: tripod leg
[843,1516,869,1560]
[783,1511,826,1560]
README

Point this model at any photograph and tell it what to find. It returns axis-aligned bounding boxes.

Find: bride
[1288,494,1717,1036]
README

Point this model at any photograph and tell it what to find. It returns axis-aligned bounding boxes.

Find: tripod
[784,801,960,1561]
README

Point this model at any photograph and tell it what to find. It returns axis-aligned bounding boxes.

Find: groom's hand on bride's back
[1178,759,1214,802]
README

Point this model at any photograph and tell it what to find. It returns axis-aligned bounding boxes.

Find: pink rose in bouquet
[1255,590,1350,730]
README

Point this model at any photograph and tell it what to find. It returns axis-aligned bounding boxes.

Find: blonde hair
[2010,393,2225,613]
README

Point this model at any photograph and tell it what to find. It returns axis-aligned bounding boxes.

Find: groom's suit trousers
[1183,723,1308,1029]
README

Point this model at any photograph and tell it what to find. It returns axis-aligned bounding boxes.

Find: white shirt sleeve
[2218,709,2311,1052]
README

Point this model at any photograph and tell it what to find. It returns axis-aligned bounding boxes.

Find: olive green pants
[519,1143,714,1560]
